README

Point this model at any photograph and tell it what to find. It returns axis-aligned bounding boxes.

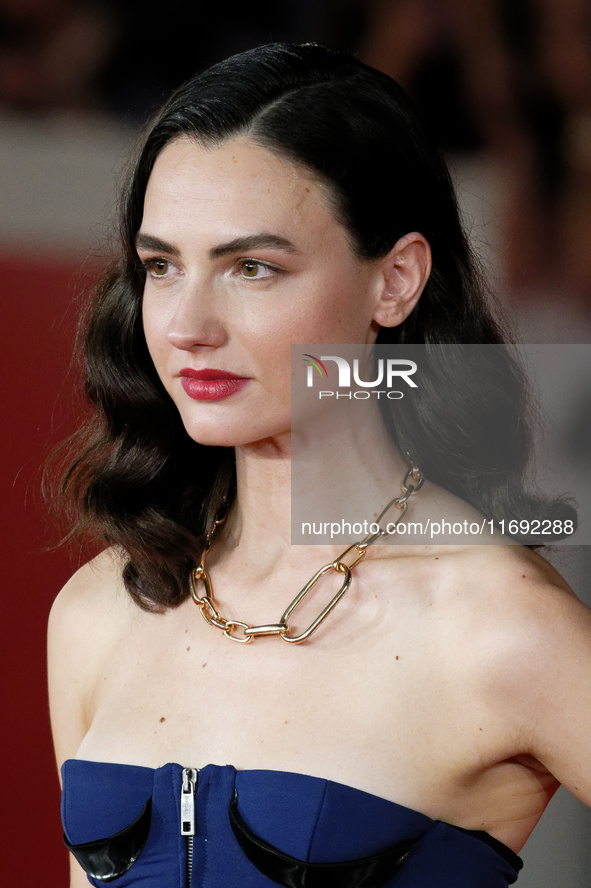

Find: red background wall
[1,255,98,885]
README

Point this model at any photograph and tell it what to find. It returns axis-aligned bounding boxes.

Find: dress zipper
[181,768,198,888]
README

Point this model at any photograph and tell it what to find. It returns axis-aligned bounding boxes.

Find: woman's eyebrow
[135,232,181,256]
[208,233,298,258]
[135,231,298,259]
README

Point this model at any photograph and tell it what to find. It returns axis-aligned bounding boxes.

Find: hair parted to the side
[47,42,575,611]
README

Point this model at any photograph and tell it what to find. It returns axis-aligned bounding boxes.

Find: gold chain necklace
[190,465,424,644]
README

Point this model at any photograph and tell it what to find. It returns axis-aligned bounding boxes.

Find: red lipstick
[179,368,249,401]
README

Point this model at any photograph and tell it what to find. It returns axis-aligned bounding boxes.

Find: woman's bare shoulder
[439,544,590,703]
[49,547,134,633]
[48,548,143,688]
[433,544,582,643]
[48,548,139,768]
[492,545,590,654]
[405,543,585,671]
[457,546,591,800]
[457,543,576,610]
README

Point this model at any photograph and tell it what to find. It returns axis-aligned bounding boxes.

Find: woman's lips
[179,368,250,401]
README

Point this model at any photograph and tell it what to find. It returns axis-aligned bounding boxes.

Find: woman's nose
[165,284,227,350]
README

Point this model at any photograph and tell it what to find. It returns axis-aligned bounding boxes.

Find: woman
[48,43,591,887]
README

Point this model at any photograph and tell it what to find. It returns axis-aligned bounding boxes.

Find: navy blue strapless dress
[61,759,523,886]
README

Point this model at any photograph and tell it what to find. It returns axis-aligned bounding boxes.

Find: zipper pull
[181,768,198,836]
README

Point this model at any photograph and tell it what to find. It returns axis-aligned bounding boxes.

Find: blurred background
[1,0,590,884]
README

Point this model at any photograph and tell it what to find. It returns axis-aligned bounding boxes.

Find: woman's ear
[372,233,432,328]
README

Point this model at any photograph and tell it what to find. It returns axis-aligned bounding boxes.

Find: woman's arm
[483,550,591,806]
[517,582,591,804]
[47,574,93,769]
[48,548,130,762]
[68,858,92,888]
[47,549,128,887]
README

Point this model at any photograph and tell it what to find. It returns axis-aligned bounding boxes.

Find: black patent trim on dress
[63,796,152,882]
[229,791,417,888]
[448,824,523,873]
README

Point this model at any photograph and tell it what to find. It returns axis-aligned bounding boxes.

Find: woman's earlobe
[372,233,432,328]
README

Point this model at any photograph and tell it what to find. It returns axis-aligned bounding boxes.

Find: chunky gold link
[279,562,352,643]
[244,623,288,639]
[189,465,423,644]
[191,565,211,598]
[402,464,424,496]
[358,529,386,548]
[198,597,228,631]
[190,567,228,629]
[375,495,407,527]
[223,621,253,643]
[332,542,369,571]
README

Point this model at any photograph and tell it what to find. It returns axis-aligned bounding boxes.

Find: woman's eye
[237,259,274,279]
[143,257,171,277]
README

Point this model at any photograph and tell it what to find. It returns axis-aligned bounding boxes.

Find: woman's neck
[231,435,294,552]
[223,401,410,567]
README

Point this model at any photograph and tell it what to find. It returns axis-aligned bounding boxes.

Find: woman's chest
[77,592,555,851]
[79,596,497,810]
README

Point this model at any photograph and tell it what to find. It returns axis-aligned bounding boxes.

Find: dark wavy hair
[49,42,574,611]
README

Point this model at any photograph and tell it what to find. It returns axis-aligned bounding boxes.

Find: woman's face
[139,135,385,448]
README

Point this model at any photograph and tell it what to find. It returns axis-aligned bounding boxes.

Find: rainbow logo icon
[302,354,328,378]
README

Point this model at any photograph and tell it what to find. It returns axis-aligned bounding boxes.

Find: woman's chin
[181,423,290,450]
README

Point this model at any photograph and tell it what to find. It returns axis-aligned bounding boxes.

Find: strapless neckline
[61,758,523,886]
[62,757,520,862]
